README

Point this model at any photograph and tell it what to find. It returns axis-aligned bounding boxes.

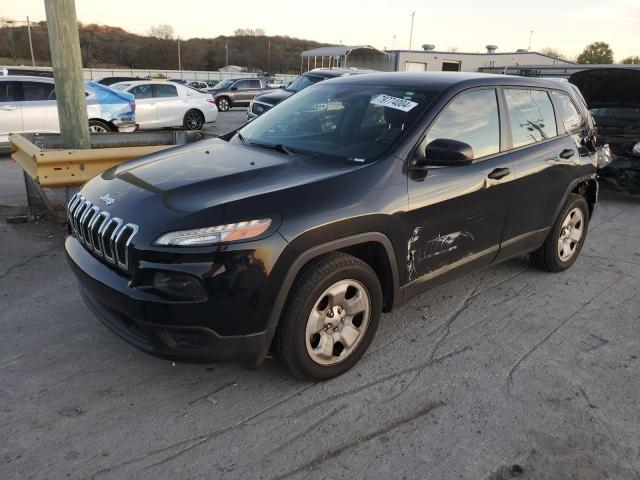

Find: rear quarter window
[553,91,583,131]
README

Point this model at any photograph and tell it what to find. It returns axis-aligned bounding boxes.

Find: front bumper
[65,235,283,366]
[113,120,137,133]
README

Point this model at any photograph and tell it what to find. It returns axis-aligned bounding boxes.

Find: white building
[301,45,574,74]
[389,47,572,73]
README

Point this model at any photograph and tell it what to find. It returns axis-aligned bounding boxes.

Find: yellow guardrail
[9,131,203,188]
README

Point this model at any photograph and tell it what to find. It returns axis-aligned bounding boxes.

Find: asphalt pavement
[0,110,639,479]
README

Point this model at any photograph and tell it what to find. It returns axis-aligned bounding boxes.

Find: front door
[404,88,513,289]
[0,81,22,142]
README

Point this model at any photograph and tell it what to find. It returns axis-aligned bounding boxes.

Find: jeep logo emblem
[100,193,115,205]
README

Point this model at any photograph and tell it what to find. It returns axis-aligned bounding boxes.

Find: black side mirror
[413,139,474,169]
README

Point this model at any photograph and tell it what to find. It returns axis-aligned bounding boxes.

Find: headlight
[155,219,271,246]
[597,144,612,169]
[633,141,640,156]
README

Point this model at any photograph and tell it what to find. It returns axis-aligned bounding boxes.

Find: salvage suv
[65,73,598,380]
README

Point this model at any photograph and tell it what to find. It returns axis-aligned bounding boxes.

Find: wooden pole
[44,0,90,149]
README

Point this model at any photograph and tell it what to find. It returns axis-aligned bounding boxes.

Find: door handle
[559,148,575,159]
[487,167,511,180]
[0,105,17,111]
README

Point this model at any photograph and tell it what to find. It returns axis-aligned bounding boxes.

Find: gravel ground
[0,110,639,479]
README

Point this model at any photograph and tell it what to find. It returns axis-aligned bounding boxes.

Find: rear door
[153,83,182,127]
[19,80,58,133]
[0,80,22,141]
[497,87,587,258]
[128,84,156,129]
[404,88,513,287]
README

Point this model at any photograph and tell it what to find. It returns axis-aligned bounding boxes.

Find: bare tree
[148,24,175,40]
[540,47,571,61]
[234,28,265,36]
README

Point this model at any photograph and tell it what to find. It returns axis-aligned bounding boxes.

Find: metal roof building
[301,45,390,72]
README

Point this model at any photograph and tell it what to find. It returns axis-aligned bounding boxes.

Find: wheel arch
[259,233,401,364]
[551,175,598,225]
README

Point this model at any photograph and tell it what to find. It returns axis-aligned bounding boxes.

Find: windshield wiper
[248,142,318,158]
[236,131,246,144]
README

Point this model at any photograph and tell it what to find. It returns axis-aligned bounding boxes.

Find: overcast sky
[4,0,640,59]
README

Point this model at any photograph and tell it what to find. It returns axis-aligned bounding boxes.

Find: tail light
[130,100,136,113]
[207,99,216,105]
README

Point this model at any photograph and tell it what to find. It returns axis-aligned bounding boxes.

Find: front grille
[251,100,272,116]
[67,193,139,273]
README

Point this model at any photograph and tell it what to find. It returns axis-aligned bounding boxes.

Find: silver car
[0,76,136,146]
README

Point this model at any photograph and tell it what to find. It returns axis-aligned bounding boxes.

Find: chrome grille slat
[66,195,138,274]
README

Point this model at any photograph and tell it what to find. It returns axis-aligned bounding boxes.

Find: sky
[3,0,640,59]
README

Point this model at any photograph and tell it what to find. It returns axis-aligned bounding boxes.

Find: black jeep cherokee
[66,72,598,380]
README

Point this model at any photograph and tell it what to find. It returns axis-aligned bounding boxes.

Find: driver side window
[424,89,500,160]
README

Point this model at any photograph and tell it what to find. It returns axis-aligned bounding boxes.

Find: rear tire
[183,109,204,130]
[273,253,383,381]
[530,193,589,272]
[88,119,112,133]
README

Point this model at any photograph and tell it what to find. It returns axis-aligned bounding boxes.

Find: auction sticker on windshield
[370,94,418,112]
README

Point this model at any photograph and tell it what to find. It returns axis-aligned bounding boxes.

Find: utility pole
[26,16,35,66]
[409,11,415,50]
[267,39,271,73]
[177,38,182,71]
[225,40,229,66]
[44,0,90,149]
[528,30,534,51]
[392,34,396,50]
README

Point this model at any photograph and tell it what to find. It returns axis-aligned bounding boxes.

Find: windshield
[238,83,439,162]
[286,74,325,93]
[591,106,640,121]
[214,79,235,90]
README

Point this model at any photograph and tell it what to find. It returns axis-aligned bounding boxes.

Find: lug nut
[327,311,334,318]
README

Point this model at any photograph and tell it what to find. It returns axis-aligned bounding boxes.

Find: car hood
[81,138,363,237]
[570,68,640,109]
[253,89,294,105]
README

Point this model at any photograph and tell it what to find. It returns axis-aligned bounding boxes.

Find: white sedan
[112,80,217,130]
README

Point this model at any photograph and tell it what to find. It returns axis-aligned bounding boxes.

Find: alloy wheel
[305,279,371,366]
[558,207,584,262]
[185,111,203,130]
[89,125,109,133]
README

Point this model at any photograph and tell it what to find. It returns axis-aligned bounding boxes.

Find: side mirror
[413,139,474,169]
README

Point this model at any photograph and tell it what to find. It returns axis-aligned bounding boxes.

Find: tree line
[541,42,639,64]
[0,21,329,73]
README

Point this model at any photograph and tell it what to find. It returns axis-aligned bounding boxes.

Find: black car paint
[570,68,640,192]
[65,73,598,367]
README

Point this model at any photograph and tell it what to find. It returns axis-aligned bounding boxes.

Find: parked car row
[0,76,136,146]
[0,76,218,145]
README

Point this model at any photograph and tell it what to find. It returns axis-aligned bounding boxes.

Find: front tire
[273,253,383,381]
[183,109,204,130]
[88,119,112,133]
[216,97,230,112]
[530,193,589,272]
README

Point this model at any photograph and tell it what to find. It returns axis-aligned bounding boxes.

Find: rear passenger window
[154,84,178,98]
[21,81,56,101]
[425,89,500,159]
[249,80,262,88]
[554,92,583,131]
[504,89,557,148]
